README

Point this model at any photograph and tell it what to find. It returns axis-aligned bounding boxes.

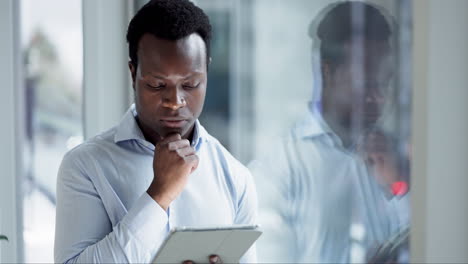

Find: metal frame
[0,0,24,262]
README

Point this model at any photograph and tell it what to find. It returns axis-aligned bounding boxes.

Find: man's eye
[147,83,165,89]
[182,83,200,89]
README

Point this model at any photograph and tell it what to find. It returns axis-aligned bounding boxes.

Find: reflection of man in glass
[314,3,393,149]
[253,2,407,263]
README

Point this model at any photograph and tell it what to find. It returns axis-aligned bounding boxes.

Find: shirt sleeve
[54,151,170,263]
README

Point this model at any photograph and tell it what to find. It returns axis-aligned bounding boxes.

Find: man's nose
[162,87,186,110]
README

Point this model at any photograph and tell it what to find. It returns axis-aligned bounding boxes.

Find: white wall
[411,0,468,262]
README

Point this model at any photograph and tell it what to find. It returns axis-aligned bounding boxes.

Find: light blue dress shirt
[54,105,258,263]
[251,112,409,263]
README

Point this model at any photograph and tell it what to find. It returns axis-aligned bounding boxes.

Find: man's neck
[321,111,361,150]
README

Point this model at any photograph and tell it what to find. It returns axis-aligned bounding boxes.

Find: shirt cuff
[121,192,170,251]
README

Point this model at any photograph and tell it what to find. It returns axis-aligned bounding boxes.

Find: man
[54,1,257,263]
[252,1,407,263]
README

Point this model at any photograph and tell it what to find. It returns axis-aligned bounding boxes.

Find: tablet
[152,225,262,264]
[367,225,409,263]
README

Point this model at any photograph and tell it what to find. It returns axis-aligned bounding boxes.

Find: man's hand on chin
[147,133,199,211]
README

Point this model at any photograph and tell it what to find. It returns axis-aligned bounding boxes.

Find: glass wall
[15,0,411,262]
[20,0,83,262]
[196,0,412,263]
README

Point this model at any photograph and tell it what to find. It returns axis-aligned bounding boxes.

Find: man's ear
[128,61,136,89]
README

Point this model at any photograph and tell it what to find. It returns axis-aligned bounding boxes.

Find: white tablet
[152,225,262,264]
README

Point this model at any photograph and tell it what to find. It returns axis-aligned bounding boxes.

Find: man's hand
[183,255,222,264]
[147,133,199,210]
[358,130,400,187]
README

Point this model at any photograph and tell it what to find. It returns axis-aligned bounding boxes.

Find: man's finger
[185,154,199,172]
[168,139,191,150]
[159,133,182,145]
[209,255,221,264]
[176,146,196,157]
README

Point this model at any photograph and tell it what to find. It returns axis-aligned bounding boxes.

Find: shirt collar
[114,104,206,150]
[292,107,344,147]
[293,112,329,139]
[114,104,147,144]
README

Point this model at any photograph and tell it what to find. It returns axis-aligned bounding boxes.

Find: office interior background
[1,0,467,263]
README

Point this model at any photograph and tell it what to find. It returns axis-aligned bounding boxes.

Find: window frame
[0,0,24,262]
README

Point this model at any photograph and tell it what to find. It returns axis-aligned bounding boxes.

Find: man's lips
[160,118,189,128]
[363,106,381,118]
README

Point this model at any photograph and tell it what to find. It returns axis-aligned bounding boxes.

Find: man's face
[129,33,208,143]
[323,40,394,130]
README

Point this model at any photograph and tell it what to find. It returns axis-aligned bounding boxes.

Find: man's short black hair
[309,1,394,69]
[126,0,212,68]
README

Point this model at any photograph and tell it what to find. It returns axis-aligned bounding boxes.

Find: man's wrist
[146,189,171,211]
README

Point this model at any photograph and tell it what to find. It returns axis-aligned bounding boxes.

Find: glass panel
[20,0,83,262]
[198,5,232,150]
[197,0,411,263]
